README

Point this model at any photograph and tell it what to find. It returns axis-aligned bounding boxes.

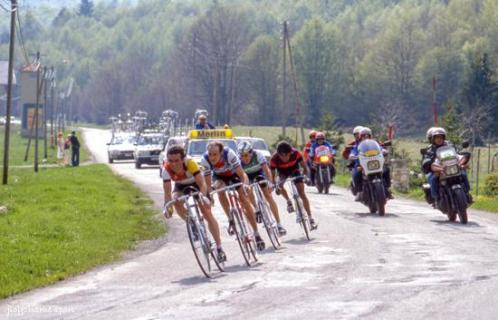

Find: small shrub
[484,173,498,196]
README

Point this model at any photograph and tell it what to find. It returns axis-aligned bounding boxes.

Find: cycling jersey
[241,150,267,175]
[270,148,303,176]
[201,147,241,177]
[161,157,200,185]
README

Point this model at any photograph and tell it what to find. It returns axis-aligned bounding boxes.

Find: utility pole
[43,66,48,159]
[432,76,438,126]
[34,55,42,172]
[282,21,288,137]
[2,0,17,185]
[50,66,55,147]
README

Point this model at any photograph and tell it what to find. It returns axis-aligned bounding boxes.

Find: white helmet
[426,127,436,142]
[429,127,446,142]
[353,126,364,135]
[360,127,372,138]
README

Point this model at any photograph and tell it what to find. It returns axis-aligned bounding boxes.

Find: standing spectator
[65,134,72,166]
[69,131,81,167]
[57,132,65,166]
[194,114,215,130]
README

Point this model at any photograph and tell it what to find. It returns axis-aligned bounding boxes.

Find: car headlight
[367,160,381,170]
[445,164,459,176]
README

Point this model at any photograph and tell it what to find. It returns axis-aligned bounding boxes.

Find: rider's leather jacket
[421,141,450,174]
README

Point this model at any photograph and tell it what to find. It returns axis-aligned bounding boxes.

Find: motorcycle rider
[342,126,364,160]
[350,127,393,200]
[202,141,266,251]
[309,132,337,181]
[270,141,318,230]
[421,127,471,205]
[303,130,317,186]
[237,141,287,236]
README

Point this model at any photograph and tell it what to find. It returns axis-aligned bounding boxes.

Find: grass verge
[0,164,165,299]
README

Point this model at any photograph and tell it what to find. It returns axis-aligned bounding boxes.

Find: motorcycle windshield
[436,146,457,161]
[315,145,331,156]
[358,140,382,157]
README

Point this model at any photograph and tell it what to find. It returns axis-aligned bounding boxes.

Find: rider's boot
[277,224,287,236]
[287,200,295,213]
[217,247,227,262]
[227,220,236,236]
[310,218,318,230]
[255,233,266,251]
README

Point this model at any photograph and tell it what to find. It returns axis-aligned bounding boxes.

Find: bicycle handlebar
[164,191,204,210]
[209,182,244,197]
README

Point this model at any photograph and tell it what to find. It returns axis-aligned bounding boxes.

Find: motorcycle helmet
[430,127,446,143]
[360,127,372,139]
[426,127,436,142]
[237,141,253,155]
[353,126,364,135]
[309,130,317,139]
[316,132,325,140]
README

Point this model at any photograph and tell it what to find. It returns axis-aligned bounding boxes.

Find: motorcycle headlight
[445,164,459,176]
[367,160,381,170]
[319,156,329,163]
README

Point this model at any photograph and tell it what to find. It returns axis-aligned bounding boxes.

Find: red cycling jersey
[270,148,303,175]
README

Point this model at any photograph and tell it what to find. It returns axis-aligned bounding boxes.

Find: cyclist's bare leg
[237,187,258,232]
[248,188,257,208]
[296,182,312,217]
[262,186,281,223]
[199,202,222,247]
[214,180,230,219]
[279,186,291,203]
[173,192,188,221]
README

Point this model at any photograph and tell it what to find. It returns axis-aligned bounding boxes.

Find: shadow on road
[283,238,317,245]
[430,219,482,228]
[354,212,400,218]
[172,271,228,286]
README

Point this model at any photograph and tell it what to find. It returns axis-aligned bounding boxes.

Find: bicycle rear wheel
[187,216,212,278]
[295,196,311,241]
[232,208,258,266]
[259,199,281,249]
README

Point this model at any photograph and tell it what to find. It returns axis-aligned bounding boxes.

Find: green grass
[0,125,89,167]
[0,165,165,299]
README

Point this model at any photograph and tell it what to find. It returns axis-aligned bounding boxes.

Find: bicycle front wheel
[295,196,311,241]
[232,208,258,266]
[187,216,212,278]
[259,200,281,249]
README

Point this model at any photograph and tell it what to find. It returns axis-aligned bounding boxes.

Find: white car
[107,133,137,163]
[235,137,271,160]
[134,133,166,169]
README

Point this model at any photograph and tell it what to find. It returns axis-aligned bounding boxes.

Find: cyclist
[162,145,226,262]
[270,141,317,230]
[201,141,266,251]
[237,141,287,236]
[303,130,317,185]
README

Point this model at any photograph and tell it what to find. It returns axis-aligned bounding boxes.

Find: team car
[158,135,188,166]
[107,133,137,163]
[186,129,237,164]
[133,133,166,169]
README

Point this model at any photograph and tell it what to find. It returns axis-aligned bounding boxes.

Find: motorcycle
[421,143,471,224]
[351,140,389,216]
[312,145,336,194]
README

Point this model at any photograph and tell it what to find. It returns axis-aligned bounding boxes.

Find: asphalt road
[1,128,498,320]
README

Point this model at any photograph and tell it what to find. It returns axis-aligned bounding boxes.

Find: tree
[79,0,94,17]
[442,101,462,145]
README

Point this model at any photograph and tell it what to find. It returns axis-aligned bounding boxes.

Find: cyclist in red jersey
[270,141,317,229]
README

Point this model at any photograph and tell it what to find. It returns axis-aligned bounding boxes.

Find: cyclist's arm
[205,174,213,194]
[262,163,272,183]
[194,173,208,197]
[235,166,249,185]
[163,180,172,202]
[300,159,309,176]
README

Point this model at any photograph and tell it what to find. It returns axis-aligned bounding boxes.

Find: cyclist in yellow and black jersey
[162,145,226,262]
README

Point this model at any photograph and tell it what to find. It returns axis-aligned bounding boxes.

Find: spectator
[65,134,71,166]
[194,114,215,130]
[57,132,65,166]
[69,131,81,167]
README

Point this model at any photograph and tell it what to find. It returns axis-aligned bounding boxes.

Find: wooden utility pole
[2,0,17,185]
[34,58,42,172]
[43,67,48,159]
[50,67,55,147]
[282,21,288,137]
[432,76,438,125]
